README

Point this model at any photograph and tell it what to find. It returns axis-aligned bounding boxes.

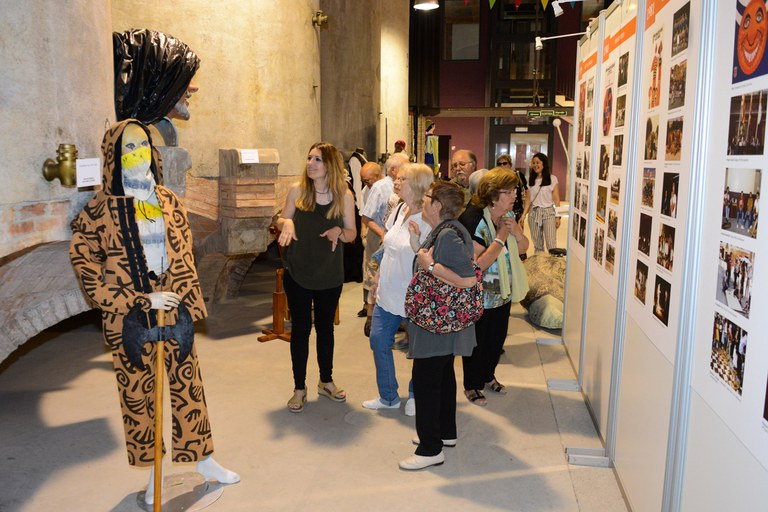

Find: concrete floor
[0,227,629,512]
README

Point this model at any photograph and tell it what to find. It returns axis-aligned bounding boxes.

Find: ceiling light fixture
[414,0,439,11]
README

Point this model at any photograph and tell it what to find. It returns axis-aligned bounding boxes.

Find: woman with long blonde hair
[277,142,356,412]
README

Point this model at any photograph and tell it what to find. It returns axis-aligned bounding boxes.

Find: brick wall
[0,201,71,260]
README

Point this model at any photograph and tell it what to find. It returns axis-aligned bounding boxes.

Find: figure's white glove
[148,291,182,310]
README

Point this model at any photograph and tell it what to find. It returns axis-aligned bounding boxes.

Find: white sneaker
[404,398,416,416]
[412,437,457,447]
[362,398,401,410]
[399,451,445,470]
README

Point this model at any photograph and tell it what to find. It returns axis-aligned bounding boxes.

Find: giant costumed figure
[69,119,239,504]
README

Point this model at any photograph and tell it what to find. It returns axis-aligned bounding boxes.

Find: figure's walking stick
[153,309,166,511]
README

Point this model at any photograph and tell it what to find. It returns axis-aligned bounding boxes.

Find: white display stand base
[137,472,224,511]
[565,447,611,468]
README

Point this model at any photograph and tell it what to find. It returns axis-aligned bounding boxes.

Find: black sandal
[464,389,487,406]
[486,379,507,395]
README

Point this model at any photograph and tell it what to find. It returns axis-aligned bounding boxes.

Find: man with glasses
[450,149,478,203]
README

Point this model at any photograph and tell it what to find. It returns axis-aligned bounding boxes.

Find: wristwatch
[427,262,435,273]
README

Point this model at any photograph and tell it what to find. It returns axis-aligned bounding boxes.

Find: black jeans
[413,354,457,456]
[283,271,343,390]
[462,300,512,390]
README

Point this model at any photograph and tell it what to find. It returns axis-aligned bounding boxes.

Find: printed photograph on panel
[608,208,618,241]
[573,213,580,240]
[657,223,676,271]
[635,260,649,304]
[653,274,672,326]
[710,312,748,396]
[583,151,591,180]
[575,182,582,213]
[727,90,767,155]
[672,2,690,57]
[638,212,653,256]
[665,116,684,161]
[618,51,630,88]
[603,86,614,136]
[578,81,586,142]
[645,115,659,160]
[649,29,664,110]
[722,168,761,238]
[579,215,587,246]
[661,172,680,218]
[669,60,687,110]
[576,153,583,178]
[606,243,616,275]
[599,144,610,181]
[593,226,605,264]
[642,167,656,208]
[716,242,754,319]
[616,94,627,127]
[596,185,608,223]
[586,116,593,146]
[610,172,621,205]
[733,0,768,84]
[613,134,624,165]
[580,183,589,213]
[587,77,595,108]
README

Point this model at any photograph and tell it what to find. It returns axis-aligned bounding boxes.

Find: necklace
[316,187,331,195]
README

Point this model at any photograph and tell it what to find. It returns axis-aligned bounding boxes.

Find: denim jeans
[369,305,412,404]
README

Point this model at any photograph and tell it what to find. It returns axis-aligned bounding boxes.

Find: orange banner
[603,17,637,61]
[646,0,671,29]
[579,52,598,80]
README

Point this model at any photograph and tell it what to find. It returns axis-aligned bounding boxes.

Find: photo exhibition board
[691,0,768,471]
[570,28,601,264]
[625,0,698,363]
[587,1,638,297]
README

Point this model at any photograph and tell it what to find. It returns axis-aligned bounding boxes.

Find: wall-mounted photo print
[669,60,687,110]
[635,260,649,304]
[587,77,595,108]
[727,90,767,155]
[710,312,748,396]
[722,168,761,238]
[599,144,610,181]
[672,2,690,57]
[642,167,656,208]
[657,223,676,271]
[610,172,621,205]
[653,274,672,326]
[578,81,586,142]
[576,154,583,179]
[575,183,583,213]
[717,242,754,319]
[593,226,605,264]
[661,172,680,218]
[649,29,664,110]
[616,95,627,127]
[608,209,618,241]
[586,117,593,146]
[583,151,591,180]
[580,183,589,213]
[645,116,660,160]
[613,135,624,166]
[618,52,630,88]
[573,213,580,240]
[603,86,614,136]
[638,213,653,256]
[606,243,616,275]
[733,0,768,84]
[665,116,684,161]
[597,185,608,223]
[579,215,587,246]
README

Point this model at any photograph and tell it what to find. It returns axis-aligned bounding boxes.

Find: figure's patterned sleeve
[69,197,150,315]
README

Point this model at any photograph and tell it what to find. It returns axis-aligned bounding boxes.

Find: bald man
[450,149,478,203]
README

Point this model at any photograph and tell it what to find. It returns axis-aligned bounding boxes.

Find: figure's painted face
[121,123,154,201]
[738,0,767,76]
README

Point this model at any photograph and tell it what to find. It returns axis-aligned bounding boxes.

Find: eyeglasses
[424,194,433,199]
[496,161,511,166]
[451,161,471,168]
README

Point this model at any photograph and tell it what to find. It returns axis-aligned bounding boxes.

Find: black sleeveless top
[283,202,344,290]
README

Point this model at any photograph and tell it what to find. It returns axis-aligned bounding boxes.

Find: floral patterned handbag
[404,223,484,334]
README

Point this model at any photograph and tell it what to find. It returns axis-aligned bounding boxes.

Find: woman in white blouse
[520,153,561,254]
[363,164,434,414]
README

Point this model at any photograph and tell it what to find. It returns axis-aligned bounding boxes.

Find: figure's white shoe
[404,398,416,416]
[197,456,241,484]
[145,465,163,505]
